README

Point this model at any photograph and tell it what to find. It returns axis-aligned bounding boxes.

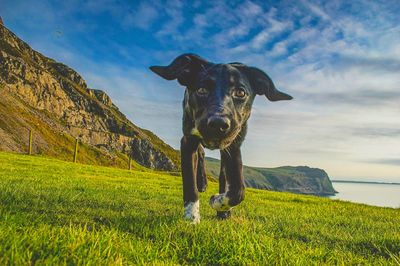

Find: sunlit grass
[0,152,399,265]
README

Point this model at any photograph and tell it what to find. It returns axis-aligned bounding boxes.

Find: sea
[329,181,400,209]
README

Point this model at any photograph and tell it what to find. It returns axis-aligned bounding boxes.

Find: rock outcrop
[0,23,179,170]
[206,157,337,196]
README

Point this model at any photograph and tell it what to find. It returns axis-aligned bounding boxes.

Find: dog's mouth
[202,139,231,150]
[200,128,240,150]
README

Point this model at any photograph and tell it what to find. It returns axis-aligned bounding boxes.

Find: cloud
[339,56,400,72]
[301,0,331,21]
[368,159,400,166]
[221,6,293,53]
[209,1,262,47]
[155,0,185,39]
[352,128,400,138]
[123,2,159,30]
[299,89,400,107]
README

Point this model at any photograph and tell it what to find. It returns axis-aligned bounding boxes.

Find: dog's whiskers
[224,146,232,158]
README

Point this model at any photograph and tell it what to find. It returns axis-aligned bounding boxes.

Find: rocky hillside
[206,157,337,196]
[0,23,179,170]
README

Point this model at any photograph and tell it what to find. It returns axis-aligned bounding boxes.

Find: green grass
[0,152,399,265]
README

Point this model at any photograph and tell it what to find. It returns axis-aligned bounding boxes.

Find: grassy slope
[0,88,149,171]
[0,152,399,265]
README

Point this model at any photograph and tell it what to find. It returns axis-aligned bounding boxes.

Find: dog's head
[150,54,292,150]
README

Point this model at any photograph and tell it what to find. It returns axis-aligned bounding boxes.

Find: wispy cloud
[301,0,330,21]
[155,0,185,40]
[353,128,400,138]
[123,2,159,30]
[367,159,400,166]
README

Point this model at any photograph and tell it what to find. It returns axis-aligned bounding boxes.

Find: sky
[1,0,400,181]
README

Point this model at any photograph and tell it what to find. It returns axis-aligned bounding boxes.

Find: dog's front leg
[210,147,245,215]
[181,135,201,223]
[216,156,231,219]
[196,145,207,192]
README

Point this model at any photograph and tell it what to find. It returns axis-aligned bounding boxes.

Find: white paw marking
[184,200,200,224]
[210,194,232,211]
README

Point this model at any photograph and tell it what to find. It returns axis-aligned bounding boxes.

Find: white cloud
[155,0,185,39]
[123,2,159,30]
[250,30,270,50]
[301,0,331,21]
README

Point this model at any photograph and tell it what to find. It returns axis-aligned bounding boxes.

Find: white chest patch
[184,200,200,224]
[190,128,202,138]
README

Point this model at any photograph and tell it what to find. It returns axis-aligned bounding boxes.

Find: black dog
[150,54,292,223]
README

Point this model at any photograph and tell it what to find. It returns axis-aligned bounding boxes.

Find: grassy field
[0,152,399,265]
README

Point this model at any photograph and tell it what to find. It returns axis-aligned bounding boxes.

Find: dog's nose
[207,116,231,132]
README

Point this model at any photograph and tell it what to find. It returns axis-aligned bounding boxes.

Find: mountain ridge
[205,157,337,196]
[0,23,179,170]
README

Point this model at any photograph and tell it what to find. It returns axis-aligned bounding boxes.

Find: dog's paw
[184,200,200,224]
[217,211,231,219]
[209,194,232,212]
[197,181,207,193]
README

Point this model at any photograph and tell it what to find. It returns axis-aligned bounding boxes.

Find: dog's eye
[233,88,246,98]
[196,87,208,96]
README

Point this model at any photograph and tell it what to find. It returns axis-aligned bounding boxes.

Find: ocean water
[330,182,400,208]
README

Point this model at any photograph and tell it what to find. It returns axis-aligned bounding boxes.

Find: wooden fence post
[73,138,79,163]
[128,155,132,170]
[28,129,33,155]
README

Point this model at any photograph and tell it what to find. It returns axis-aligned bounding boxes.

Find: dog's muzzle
[197,117,240,150]
[207,115,231,134]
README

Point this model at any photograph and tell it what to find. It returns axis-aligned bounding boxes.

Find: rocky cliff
[206,157,337,196]
[0,23,179,170]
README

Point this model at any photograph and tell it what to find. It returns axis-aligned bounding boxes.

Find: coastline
[332,180,400,186]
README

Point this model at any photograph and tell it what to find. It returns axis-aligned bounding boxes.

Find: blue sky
[2,0,400,181]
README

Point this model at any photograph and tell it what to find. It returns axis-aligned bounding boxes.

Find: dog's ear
[233,64,293,101]
[149,54,211,87]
